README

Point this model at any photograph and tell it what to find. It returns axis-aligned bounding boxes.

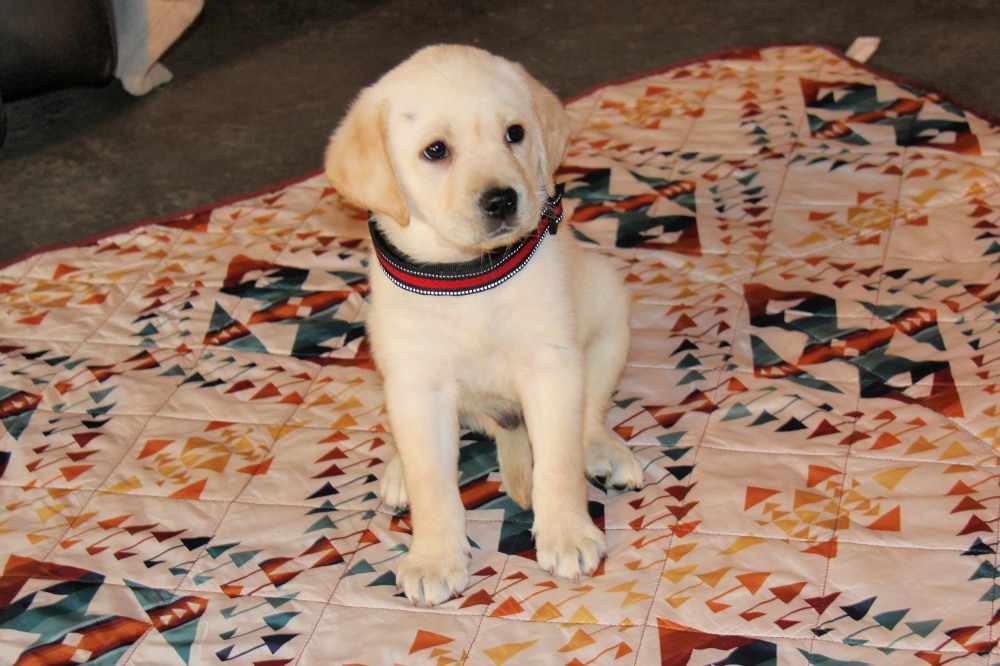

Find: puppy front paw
[396,548,470,607]
[379,455,409,513]
[534,518,606,581]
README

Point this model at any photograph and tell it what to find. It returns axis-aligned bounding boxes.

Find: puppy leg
[582,271,644,492]
[520,347,606,580]
[384,378,470,606]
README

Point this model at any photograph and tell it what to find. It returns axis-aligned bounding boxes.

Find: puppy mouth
[485,220,529,240]
[473,217,536,251]
[473,187,541,250]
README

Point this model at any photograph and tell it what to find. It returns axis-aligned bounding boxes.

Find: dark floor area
[1,0,998,266]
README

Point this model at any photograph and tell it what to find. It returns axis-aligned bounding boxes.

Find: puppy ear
[324,88,410,225]
[523,73,571,198]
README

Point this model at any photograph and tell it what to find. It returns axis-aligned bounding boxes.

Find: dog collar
[368,187,563,296]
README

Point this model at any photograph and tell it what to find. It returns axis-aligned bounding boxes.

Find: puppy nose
[480,187,518,222]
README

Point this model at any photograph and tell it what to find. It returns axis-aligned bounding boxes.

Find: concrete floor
[1,0,998,265]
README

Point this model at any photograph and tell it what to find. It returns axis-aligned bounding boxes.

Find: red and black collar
[368,187,564,296]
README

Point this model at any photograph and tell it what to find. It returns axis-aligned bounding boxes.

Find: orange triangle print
[97,514,132,529]
[489,597,525,617]
[530,601,563,622]
[252,383,282,400]
[671,313,698,332]
[568,605,598,624]
[871,432,901,449]
[726,377,748,392]
[770,581,807,602]
[866,506,901,531]
[952,496,986,513]
[59,465,93,481]
[408,629,454,654]
[52,264,80,280]
[745,487,780,511]
[80,293,108,305]
[194,453,231,473]
[947,480,977,496]
[695,567,731,587]
[557,628,596,653]
[138,439,175,459]
[793,489,828,509]
[170,478,207,500]
[16,311,48,326]
[806,465,840,488]
[238,457,273,476]
[332,413,359,429]
[705,599,731,613]
[735,571,770,594]
[802,537,838,558]
[483,640,537,665]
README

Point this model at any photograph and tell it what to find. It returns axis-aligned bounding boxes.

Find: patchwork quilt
[2,44,1000,665]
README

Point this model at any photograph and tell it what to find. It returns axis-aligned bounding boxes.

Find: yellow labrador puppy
[324,45,643,606]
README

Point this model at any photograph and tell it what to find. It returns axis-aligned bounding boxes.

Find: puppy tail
[495,427,533,510]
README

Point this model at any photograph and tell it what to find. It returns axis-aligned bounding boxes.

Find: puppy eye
[505,124,525,144]
[422,141,449,161]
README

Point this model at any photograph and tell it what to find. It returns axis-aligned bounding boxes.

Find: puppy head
[324,45,570,253]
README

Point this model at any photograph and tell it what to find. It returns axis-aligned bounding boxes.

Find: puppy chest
[369,252,579,392]
[455,344,520,394]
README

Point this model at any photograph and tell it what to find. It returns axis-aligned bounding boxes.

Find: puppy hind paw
[379,455,409,513]
[585,435,644,492]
